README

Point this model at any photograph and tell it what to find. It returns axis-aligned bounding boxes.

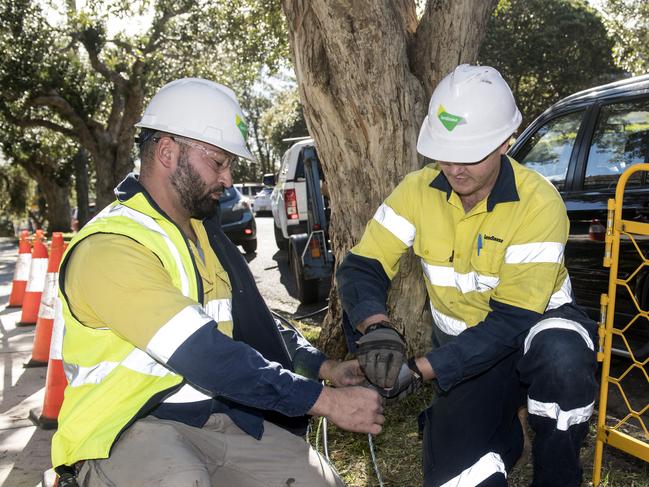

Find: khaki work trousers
[77,413,345,487]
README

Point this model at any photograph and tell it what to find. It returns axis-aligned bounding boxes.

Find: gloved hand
[356,322,406,389]
[377,362,422,405]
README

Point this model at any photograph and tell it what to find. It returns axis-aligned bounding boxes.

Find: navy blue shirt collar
[428,155,519,211]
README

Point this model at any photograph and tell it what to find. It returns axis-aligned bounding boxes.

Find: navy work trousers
[422,319,598,487]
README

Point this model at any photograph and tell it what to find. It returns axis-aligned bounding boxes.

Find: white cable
[322,417,330,461]
[368,433,385,487]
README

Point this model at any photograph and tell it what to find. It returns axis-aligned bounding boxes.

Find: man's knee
[522,319,596,386]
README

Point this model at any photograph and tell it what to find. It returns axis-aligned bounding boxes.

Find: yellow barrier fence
[593,163,649,485]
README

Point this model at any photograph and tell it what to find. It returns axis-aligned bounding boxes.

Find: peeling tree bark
[281,0,496,357]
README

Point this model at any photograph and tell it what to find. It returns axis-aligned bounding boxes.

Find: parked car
[219,186,257,254]
[271,137,319,250]
[233,183,264,200]
[253,187,273,215]
[508,74,649,359]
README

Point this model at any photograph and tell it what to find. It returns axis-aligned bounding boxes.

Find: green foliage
[602,0,649,75]
[260,87,308,160]
[0,162,33,218]
[479,0,621,124]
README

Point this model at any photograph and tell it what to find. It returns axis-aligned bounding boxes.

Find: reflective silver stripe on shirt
[505,242,564,264]
[545,275,573,311]
[163,383,212,404]
[429,301,468,336]
[523,317,594,355]
[373,203,416,247]
[421,261,500,294]
[65,347,172,387]
[204,298,232,323]
[440,452,506,487]
[527,398,594,431]
[146,304,213,363]
[101,204,191,297]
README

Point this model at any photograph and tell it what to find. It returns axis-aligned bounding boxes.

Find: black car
[509,74,649,359]
[218,186,257,254]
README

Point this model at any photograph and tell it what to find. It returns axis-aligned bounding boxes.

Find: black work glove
[376,362,422,405]
[356,322,406,389]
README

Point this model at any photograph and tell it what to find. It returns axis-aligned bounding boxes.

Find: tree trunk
[92,139,135,209]
[25,167,72,233]
[281,0,496,357]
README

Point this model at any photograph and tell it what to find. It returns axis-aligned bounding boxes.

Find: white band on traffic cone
[38,272,59,320]
[26,258,48,292]
[14,253,31,281]
[50,296,64,361]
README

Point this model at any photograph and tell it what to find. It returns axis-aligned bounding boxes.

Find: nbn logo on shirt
[483,234,503,243]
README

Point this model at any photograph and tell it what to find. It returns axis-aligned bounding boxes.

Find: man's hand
[376,363,421,405]
[356,322,406,389]
[308,386,384,435]
[319,359,365,387]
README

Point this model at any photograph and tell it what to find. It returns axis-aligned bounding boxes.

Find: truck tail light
[285,189,298,220]
[310,235,321,258]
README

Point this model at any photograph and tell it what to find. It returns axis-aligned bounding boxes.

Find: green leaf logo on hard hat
[235,114,248,140]
[437,105,465,131]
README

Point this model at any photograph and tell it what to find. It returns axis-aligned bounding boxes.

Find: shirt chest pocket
[469,247,503,292]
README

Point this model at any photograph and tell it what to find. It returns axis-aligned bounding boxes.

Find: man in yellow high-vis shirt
[337,65,597,487]
[52,78,383,486]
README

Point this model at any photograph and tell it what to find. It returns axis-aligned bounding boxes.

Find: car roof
[544,74,649,113]
[290,138,315,149]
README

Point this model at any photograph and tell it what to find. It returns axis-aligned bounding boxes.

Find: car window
[584,99,649,190]
[516,110,584,191]
[294,151,305,180]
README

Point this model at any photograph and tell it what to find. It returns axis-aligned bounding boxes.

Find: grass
[292,321,649,487]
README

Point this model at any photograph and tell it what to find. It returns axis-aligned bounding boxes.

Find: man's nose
[219,167,233,188]
[446,163,466,176]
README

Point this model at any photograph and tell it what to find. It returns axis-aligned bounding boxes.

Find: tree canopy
[0,0,289,224]
[479,0,621,124]
[602,0,649,75]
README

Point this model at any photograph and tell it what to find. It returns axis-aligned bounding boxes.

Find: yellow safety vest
[51,191,231,468]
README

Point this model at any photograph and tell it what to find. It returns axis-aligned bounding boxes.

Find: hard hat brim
[135,122,258,163]
[416,113,521,164]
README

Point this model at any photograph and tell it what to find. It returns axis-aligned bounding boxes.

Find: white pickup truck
[270,138,315,250]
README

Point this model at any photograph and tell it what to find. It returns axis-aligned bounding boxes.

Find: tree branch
[143,2,194,55]
[27,92,99,153]
[8,116,76,139]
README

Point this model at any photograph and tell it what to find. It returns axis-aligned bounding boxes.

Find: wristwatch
[407,356,423,380]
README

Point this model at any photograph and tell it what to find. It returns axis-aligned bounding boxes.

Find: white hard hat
[136,78,256,162]
[417,64,522,163]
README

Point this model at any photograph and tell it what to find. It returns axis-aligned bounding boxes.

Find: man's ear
[154,136,177,169]
[499,137,512,155]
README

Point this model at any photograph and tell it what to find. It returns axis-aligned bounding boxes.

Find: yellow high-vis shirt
[351,156,571,336]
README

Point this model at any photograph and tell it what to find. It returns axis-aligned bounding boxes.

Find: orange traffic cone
[7,230,32,308]
[17,231,49,326]
[25,233,65,368]
[30,295,67,429]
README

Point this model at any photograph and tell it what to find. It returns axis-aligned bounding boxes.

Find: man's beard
[171,149,220,220]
